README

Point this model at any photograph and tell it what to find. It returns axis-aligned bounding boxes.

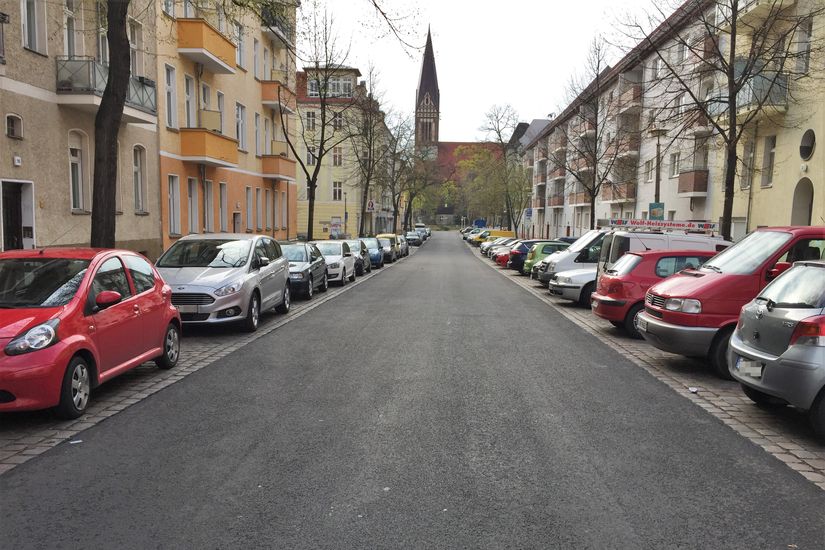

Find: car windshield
[316,242,343,256]
[406,233,417,238]
[0,258,89,308]
[157,239,251,268]
[363,238,380,249]
[757,265,825,308]
[568,230,601,253]
[378,238,391,247]
[608,253,642,276]
[346,241,362,253]
[281,245,308,262]
[702,230,793,275]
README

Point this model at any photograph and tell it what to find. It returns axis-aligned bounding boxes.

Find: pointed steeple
[415,27,440,147]
[416,27,440,111]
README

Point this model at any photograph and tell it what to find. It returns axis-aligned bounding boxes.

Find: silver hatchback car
[156,234,291,332]
[729,259,825,439]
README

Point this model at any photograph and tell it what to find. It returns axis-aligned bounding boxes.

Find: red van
[592,250,716,339]
[636,227,825,378]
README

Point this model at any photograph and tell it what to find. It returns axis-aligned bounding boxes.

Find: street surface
[2,233,824,548]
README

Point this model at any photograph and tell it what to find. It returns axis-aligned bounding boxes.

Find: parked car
[591,250,715,338]
[525,241,571,278]
[281,242,329,299]
[0,248,181,418]
[506,240,550,273]
[487,239,519,258]
[549,267,598,306]
[346,239,372,275]
[312,240,356,285]
[469,229,516,247]
[377,233,401,258]
[728,260,825,439]
[425,227,432,237]
[361,237,385,268]
[415,223,428,241]
[480,237,512,255]
[537,229,607,287]
[493,242,521,267]
[378,237,397,263]
[463,228,482,241]
[637,226,825,378]
[556,236,579,245]
[157,234,290,332]
[406,231,423,246]
[397,234,410,256]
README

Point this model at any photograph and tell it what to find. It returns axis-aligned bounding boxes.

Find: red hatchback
[0,248,181,418]
[591,250,715,339]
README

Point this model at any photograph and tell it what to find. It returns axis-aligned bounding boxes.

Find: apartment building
[156,0,297,249]
[0,0,162,256]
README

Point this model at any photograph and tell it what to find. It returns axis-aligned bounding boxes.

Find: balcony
[261,80,296,113]
[617,133,641,159]
[678,169,709,197]
[177,18,236,74]
[739,0,796,28]
[574,120,596,140]
[568,192,590,206]
[550,165,566,180]
[571,156,594,173]
[56,57,156,123]
[686,111,713,137]
[738,72,788,120]
[550,137,568,155]
[618,85,642,115]
[548,194,565,208]
[180,128,238,167]
[601,182,636,203]
[261,7,295,47]
[262,150,296,179]
[536,171,547,184]
[533,197,546,209]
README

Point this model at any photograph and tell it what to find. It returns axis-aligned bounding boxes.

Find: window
[183,0,197,18]
[69,132,86,211]
[245,187,253,230]
[187,178,199,233]
[650,57,661,79]
[201,83,211,110]
[333,112,343,130]
[165,65,177,128]
[281,191,287,228]
[308,78,319,97]
[265,189,272,228]
[341,78,352,97]
[254,113,261,155]
[163,0,174,16]
[307,147,316,166]
[65,0,79,57]
[184,75,195,127]
[762,135,776,187]
[128,19,143,76]
[329,76,340,97]
[654,256,710,278]
[168,175,181,235]
[264,118,271,154]
[674,42,686,63]
[6,114,22,139]
[133,146,146,212]
[797,18,812,74]
[306,111,316,131]
[216,2,225,32]
[333,146,342,166]
[333,181,342,201]
[123,255,156,294]
[234,22,244,68]
[0,12,7,64]
[673,93,684,116]
[273,190,279,227]
[217,91,224,133]
[95,2,108,63]
[263,48,270,80]
[741,140,754,189]
[235,103,246,150]
[91,258,131,302]
[219,182,228,231]
[669,152,680,177]
[644,159,654,182]
[23,0,45,53]
[203,180,214,232]
[253,38,260,79]
[256,187,262,229]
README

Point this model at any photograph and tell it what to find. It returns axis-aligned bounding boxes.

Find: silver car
[729,260,825,439]
[156,234,290,332]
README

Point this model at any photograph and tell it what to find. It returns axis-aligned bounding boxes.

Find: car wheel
[741,384,784,407]
[578,282,595,308]
[709,327,734,380]
[349,269,356,282]
[623,303,645,339]
[320,272,329,292]
[305,276,314,299]
[276,284,291,314]
[341,269,347,286]
[242,292,261,332]
[357,262,364,276]
[809,390,825,441]
[609,321,623,328]
[156,323,180,369]
[366,261,372,273]
[56,356,91,419]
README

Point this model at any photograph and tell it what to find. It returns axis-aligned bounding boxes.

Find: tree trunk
[307,181,316,240]
[589,197,596,230]
[90,0,131,248]
[721,140,737,241]
[392,198,400,234]
[358,182,369,237]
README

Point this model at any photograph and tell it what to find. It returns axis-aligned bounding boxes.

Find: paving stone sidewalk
[471,244,825,491]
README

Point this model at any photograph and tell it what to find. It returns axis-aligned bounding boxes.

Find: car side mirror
[258,256,270,267]
[344,252,352,257]
[95,290,122,311]
[767,261,791,280]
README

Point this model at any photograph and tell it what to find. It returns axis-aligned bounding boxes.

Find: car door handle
[133,304,141,315]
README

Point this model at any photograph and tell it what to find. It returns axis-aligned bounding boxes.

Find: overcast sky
[315,0,655,142]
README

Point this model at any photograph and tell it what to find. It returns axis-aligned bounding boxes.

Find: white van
[536,229,608,286]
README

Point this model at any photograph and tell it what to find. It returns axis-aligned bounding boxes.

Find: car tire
[741,384,784,407]
[56,356,91,419]
[349,269,356,282]
[242,292,261,332]
[709,327,734,380]
[276,284,291,314]
[156,323,180,369]
[366,261,372,273]
[623,303,645,339]
[578,282,595,308]
[609,321,623,328]
[341,269,347,286]
[809,390,825,441]
[319,272,329,292]
[305,276,314,300]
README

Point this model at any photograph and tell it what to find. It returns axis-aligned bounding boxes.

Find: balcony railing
[618,85,642,114]
[550,165,566,179]
[601,182,636,202]
[568,191,590,206]
[177,18,236,74]
[533,197,546,209]
[56,57,157,115]
[262,6,295,45]
[548,194,565,207]
[739,72,788,113]
[261,80,296,112]
[678,169,709,196]
[536,172,547,183]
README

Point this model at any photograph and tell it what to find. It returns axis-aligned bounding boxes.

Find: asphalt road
[2,232,824,549]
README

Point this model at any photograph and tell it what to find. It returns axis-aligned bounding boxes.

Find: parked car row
[467,225,825,440]
[0,228,431,419]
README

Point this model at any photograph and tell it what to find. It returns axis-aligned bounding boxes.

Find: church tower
[415,28,440,148]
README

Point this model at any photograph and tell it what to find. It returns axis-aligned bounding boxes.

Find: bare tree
[622,0,825,239]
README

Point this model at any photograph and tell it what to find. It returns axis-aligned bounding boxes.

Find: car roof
[176,232,262,241]
[796,260,825,268]
[631,249,719,259]
[755,226,825,235]
[0,247,126,261]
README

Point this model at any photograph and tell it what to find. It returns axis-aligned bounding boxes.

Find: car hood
[648,270,759,303]
[324,254,344,263]
[157,266,245,289]
[556,267,597,283]
[288,261,310,272]
[0,307,62,338]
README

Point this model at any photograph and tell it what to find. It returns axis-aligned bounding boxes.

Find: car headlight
[214,280,243,296]
[289,272,305,280]
[328,262,340,269]
[557,276,571,284]
[547,262,557,272]
[664,298,702,313]
[5,319,60,356]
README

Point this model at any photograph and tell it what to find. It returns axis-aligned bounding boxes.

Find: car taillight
[606,282,622,295]
[789,315,825,346]
[510,250,519,256]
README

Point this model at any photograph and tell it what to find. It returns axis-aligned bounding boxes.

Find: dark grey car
[346,239,372,276]
[281,242,328,299]
[729,260,825,439]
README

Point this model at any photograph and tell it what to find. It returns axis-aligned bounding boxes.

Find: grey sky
[319,0,654,141]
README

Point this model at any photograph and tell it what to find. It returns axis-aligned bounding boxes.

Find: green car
[523,241,570,276]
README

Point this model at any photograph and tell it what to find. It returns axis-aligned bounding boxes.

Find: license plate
[637,317,648,332]
[177,305,197,313]
[736,357,763,378]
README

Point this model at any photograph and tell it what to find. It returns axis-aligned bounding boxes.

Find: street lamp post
[649,126,668,204]
[343,192,348,237]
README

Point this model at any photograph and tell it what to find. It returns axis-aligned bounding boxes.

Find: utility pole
[344,191,348,237]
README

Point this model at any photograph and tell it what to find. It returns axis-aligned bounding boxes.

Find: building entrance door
[2,183,23,250]
[233,212,242,233]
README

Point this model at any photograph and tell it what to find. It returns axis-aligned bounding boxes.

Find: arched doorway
[791,178,814,226]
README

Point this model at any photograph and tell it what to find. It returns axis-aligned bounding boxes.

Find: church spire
[415,27,440,147]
